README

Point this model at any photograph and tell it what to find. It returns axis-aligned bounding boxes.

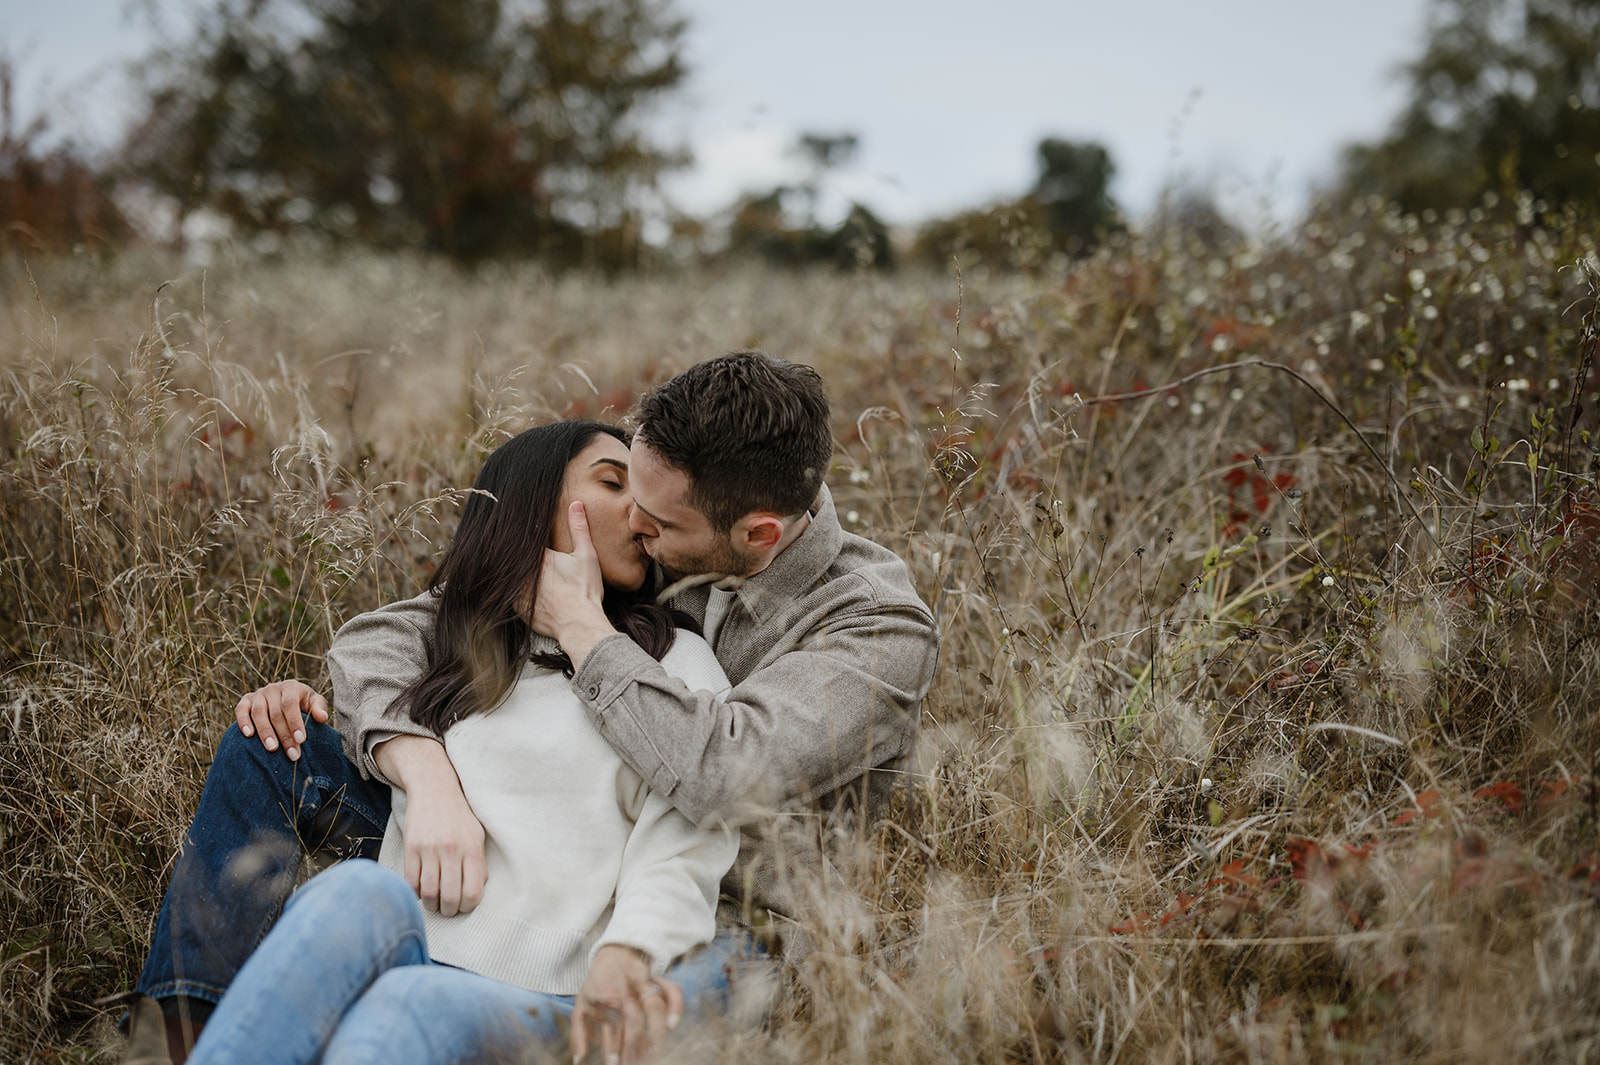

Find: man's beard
[649,536,761,583]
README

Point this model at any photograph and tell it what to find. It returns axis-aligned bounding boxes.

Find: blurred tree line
[0,62,129,254]
[1,0,1595,266]
[912,138,1122,271]
[1341,0,1600,211]
[124,0,688,265]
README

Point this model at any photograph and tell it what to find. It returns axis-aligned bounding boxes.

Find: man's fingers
[249,696,278,752]
[235,682,324,750]
[568,501,597,561]
[280,700,306,760]
[265,693,295,760]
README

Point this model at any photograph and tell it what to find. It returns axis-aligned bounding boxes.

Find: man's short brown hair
[637,350,833,532]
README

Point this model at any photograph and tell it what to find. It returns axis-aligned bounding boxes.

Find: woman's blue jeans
[186,859,752,1065]
[136,721,767,1049]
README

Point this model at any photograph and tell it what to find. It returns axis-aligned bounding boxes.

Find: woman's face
[553,434,649,591]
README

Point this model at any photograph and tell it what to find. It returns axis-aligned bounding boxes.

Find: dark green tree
[123,0,688,263]
[913,136,1121,270]
[725,130,892,270]
[1032,137,1119,252]
[1341,0,1600,211]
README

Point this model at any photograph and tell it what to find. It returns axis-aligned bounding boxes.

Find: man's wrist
[557,613,619,671]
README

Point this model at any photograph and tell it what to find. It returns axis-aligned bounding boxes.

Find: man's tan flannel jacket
[327,486,940,936]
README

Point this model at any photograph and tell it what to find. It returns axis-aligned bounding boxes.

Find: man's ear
[742,514,786,553]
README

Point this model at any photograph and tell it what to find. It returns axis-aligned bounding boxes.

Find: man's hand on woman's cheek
[532,501,618,668]
[235,679,328,760]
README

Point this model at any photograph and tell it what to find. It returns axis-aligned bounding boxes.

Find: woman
[180,421,737,1065]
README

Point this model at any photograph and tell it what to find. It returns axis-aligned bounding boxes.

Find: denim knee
[323,966,565,1065]
[287,859,421,932]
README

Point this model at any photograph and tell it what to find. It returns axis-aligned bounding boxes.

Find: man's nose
[627,503,652,537]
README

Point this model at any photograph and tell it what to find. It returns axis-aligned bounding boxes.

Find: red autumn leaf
[1536,779,1570,817]
[1108,912,1151,934]
[1252,480,1272,514]
[1474,780,1524,815]
[1287,837,1334,890]
[1218,859,1258,887]
[1452,856,1542,895]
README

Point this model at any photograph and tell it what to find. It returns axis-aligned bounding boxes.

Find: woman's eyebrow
[591,458,629,472]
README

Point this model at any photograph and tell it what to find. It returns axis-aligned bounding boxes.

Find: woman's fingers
[637,983,669,1054]
[436,849,463,918]
[603,1000,629,1065]
[624,993,647,1063]
[655,978,684,1031]
[416,851,441,913]
[403,843,423,899]
[460,846,487,914]
[570,999,592,1062]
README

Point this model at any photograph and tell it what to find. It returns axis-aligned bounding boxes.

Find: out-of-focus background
[4,0,1594,266]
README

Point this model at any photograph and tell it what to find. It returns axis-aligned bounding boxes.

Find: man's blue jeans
[136,721,393,1016]
[185,859,754,1065]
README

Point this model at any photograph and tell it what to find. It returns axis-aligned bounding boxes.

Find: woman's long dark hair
[397,421,691,736]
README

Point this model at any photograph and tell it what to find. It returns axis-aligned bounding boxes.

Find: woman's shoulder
[659,629,730,695]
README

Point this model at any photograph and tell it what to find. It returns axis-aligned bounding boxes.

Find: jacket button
[586,684,600,699]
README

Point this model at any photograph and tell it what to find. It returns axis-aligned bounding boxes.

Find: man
[125,351,939,1062]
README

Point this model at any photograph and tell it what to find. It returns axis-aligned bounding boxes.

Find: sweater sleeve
[325,591,441,782]
[594,632,738,972]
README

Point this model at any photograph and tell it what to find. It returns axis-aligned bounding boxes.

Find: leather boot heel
[121,996,174,1065]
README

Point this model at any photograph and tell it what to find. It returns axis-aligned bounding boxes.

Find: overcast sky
[4,0,1436,227]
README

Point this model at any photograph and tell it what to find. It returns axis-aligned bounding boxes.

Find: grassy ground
[3,198,1599,1062]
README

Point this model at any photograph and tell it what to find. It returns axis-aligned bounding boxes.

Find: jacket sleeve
[571,590,939,828]
[325,591,441,783]
[595,632,738,971]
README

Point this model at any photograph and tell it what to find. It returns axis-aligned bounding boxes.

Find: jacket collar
[729,484,842,625]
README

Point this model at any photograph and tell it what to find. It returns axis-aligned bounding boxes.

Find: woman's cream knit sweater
[377,632,736,995]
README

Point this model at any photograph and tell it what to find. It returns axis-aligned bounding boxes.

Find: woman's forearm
[375,735,488,917]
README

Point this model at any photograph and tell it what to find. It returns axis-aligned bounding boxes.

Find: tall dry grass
[3,196,1599,1063]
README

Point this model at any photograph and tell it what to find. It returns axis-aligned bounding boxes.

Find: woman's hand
[374,735,488,917]
[572,945,683,1065]
[235,679,329,760]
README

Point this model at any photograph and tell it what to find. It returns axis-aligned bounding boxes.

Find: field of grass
[3,196,1599,1063]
